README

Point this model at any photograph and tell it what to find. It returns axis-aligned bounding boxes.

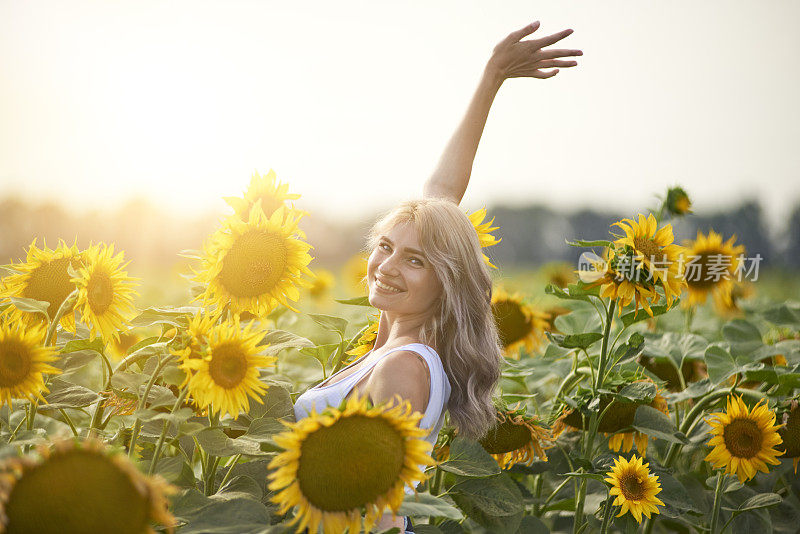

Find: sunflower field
[1,172,800,534]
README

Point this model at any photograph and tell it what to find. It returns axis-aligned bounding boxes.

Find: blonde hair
[366,198,501,440]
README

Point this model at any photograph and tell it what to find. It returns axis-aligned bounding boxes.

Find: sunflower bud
[665,186,692,216]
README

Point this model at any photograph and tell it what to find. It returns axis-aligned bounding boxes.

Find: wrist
[481,63,505,91]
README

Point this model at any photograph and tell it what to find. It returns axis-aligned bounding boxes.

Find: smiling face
[366,221,443,317]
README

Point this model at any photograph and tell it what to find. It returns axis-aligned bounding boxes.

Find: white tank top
[293,342,452,495]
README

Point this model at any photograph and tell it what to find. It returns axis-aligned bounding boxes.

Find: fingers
[503,21,540,44]
[533,68,559,79]
[538,48,583,60]
[530,28,575,49]
[536,59,578,69]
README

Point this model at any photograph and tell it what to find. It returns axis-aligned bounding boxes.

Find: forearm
[423,65,505,205]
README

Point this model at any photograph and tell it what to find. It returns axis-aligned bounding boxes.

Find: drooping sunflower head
[713,281,755,317]
[779,400,800,472]
[195,204,314,317]
[705,395,783,483]
[0,239,83,331]
[108,331,140,361]
[267,393,434,534]
[180,318,275,419]
[307,269,335,301]
[681,230,746,308]
[606,386,669,455]
[479,405,552,469]
[612,213,687,306]
[0,320,60,409]
[343,317,379,365]
[542,261,576,289]
[466,208,501,268]
[170,311,219,385]
[491,288,549,359]
[224,169,302,221]
[604,454,665,524]
[72,243,139,342]
[0,439,175,534]
[665,186,692,216]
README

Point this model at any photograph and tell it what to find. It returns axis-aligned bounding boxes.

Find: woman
[292,21,581,533]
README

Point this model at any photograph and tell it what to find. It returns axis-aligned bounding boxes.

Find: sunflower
[267,393,434,534]
[343,318,379,365]
[0,439,174,534]
[582,249,660,317]
[0,239,83,331]
[224,169,302,222]
[479,406,552,469]
[541,306,571,333]
[682,230,745,308]
[491,288,549,358]
[713,281,754,318]
[307,269,335,302]
[467,208,501,268]
[108,331,140,361]
[542,262,576,289]
[0,321,60,408]
[342,253,368,296]
[665,186,692,216]
[779,400,800,472]
[195,204,314,317]
[705,396,783,483]
[607,388,669,455]
[170,312,218,387]
[180,318,275,419]
[612,213,686,306]
[72,244,138,342]
[604,454,664,523]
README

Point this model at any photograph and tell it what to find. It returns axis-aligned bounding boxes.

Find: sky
[1,0,799,230]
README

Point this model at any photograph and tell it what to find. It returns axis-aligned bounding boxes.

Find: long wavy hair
[366,198,502,440]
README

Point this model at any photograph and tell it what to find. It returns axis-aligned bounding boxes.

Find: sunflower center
[619,473,646,501]
[208,343,248,389]
[633,237,661,260]
[22,257,76,320]
[87,269,114,314]
[0,340,33,388]
[492,300,532,347]
[3,449,149,534]
[480,418,532,454]
[686,252,725,290]
[723,418,763,458]
[219,230,288,298]
[297,414,405,511]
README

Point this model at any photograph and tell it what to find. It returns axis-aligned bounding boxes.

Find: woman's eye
[379,243,391,252]
[410,258,423,266]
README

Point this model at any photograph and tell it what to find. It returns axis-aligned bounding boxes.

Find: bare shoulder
[368,350,431,414]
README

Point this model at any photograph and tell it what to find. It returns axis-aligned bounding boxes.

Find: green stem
[205,455,221,496]
[599,492,614,534]
[709,472,725,534]
[542,476,572,509]
[148,386,190,475]
[128,355,176,458]
[26,290,78,432]
[217,454,242,490]
[58,408,79,437]
[430,465,444,495]
[7,416,26,444]
[594,300,617,393]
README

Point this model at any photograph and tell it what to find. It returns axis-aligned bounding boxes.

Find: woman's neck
[373,310,430,351]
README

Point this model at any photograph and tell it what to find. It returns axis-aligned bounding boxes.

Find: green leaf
[215,476,263,502]
[730,493,783,513]
[632,405,687,444]
[655,472,703,513]
[130,306,196,328]
[554,307,602,335]
[645,332,708,370]
[308,313,349,335]
[61,338,106,355]
[546,332,603,350]
[761,304,800,327]
[55,350,100,375]
[170,489,273,534]
[566,239,614,248]
[450,474,524,534]
[615,381,656,403]
[612,332,645,364]
[561,472,606,482]
[705,345,740,385]
[439,437,501,478]
[515,516,549,534]
[260,330,314,355]
[110,371,149,394]
[334,296,373,307]
[398,493,464,521]
[722,319,763,358]
[196,428,267,457]
[9,296,51,317]
[545,283,591,303]
[620,299,679,328]
[40,379,101,410]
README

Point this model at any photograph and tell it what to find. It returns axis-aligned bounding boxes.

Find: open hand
[487,21,582,80]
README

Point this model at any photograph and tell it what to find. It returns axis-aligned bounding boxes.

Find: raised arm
[423,21,582,204]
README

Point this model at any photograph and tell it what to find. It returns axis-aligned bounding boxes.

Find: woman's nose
[377,254,400,275]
